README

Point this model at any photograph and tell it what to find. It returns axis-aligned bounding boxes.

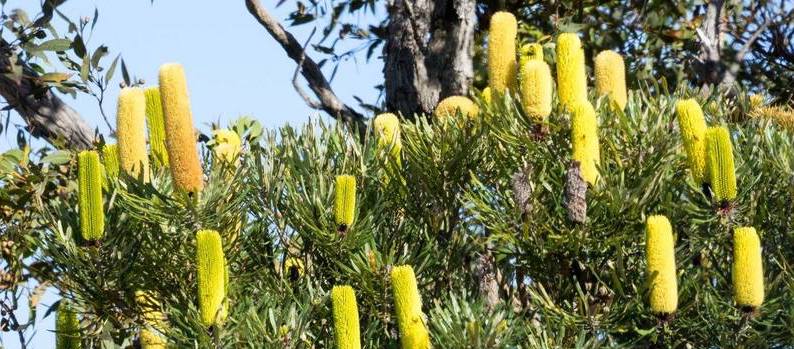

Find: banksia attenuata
[570,102,600,185]
[434,96,479,120]
[519,43,544,68]
[675,99,708,184]
[159,63,204,193]
[116,87,150,180]
[56,301,81,349]
[519,60,553,122]
[334,175,356,231]
[556,33,588,111]
[78,151,104,242]
[488,11,517,95]
[594,50,627,111]
[211,129,241,163]
[564,160,587,224]
[373,113,402,158]
[705,126,737,203]
[196,229,227,327]
[733,227,764,309]
[136,291,167,349]
[511,164,533,217]
[101,143,119,181]
[645,215,678,315]
[145,87,169,167]
[331,285,361,349]
[390,265,430,349]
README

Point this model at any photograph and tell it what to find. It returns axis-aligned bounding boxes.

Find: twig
[291,28,322,110]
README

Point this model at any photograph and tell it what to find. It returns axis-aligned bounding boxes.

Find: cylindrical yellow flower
[196,229,226,327]
[519,43,544,68]
[116,87,150,180]
[101,143,119,182]
[481,87,493,106]
[705,126,737,203]
[159,63,204,193]
[519,60,553,122]
[56,301,82,349]
[390,265,430,349]
[434,96,479,120]
[645,215,678,315]
[556,33,588,111]
[136,291,168,349]
[733,227,764,308]
[570,102,600,185]
[78,150,104,242]
[211,129,241,163]
[373,113,402,157]
[334,175,357,230]
[594,50,627,111]
[487,11,517,95]
[675,99,708,184]
[145,87,169,167]
[331,285,361,349]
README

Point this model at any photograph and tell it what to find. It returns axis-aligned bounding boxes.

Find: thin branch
[292,27,322,110]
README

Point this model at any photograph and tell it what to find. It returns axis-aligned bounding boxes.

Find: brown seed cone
[564,160,587,224]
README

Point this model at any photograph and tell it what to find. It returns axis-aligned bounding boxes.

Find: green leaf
[34,39,71,52]
[40,150,72,165]
[105,54,120,83]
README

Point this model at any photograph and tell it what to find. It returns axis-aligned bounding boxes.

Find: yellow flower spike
[645,215,678,315]
[159,63,204,193]
[284,257,304,280]
[116,87,150,180]
[212,129,242,163]
[101,143,119,182]
[56,301,82,349]
[481,87,493,106]
[519,43,544,68]
[390,265,430,349]
[373,113,402,158]
[594,50,627,111]
[434,96,479,120]
[675,99,708,184]
[519,60,553,122]
[570,102,600,185]
[705,126,737,203]
[556,33,588,111]
[733,227,764,308]
[195,229,227,327]
[144,87,169,167]
[334,175,357,230]
[136,291,168,349]
[78,151,104,242]
[487,11,518,95]
[331,285,362,349]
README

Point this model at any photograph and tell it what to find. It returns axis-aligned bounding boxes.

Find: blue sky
[0,1,382,347]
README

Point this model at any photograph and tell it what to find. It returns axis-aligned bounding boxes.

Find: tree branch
[244,0,366,137]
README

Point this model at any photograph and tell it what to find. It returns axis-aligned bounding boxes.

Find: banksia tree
[487,11,517,95]
[645,215,678,315]
[594,50,627,111]
[116,87,150,180]
[519,60,553,122]
[434,96,479,119]
[78,151,104,242]
[391,265,430,349]
[331,285,361,349]
[733,227,764,309]
[101,143,119,181]
[145,87,169,167]
[159,63,204,193]
[373,113,402,158]
[570,102,600,185]
[56,302,81,349]
[211,129,241,163]
[334,175,356,231]
[196,229,227,327]
[556,33,588,111]
[675,99,708,184]
[705,126,737,203]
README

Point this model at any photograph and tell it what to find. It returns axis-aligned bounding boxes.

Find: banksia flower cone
[116,87,150,180]
[570,102,600,185]
[434,96,479,120]
[733,227,764,309]
[136,291,167,349]
[159,63,203,193]
[78,151,104,241]
[391,265,430,349]
[56,302,81,349]
[556,33,588,111]
[145,87,169,167]
[212,129,241,163]
[334,175,356,230]
[196,229,227,327]
[488,11,517,95]
[705,126,737,203]
[373,113,402,158]
[645,215,678,315]
[675,100,708,184]
[594,50,627,111]
[101,143,119,181]
[331,285,361,349]
[520,60,553,122]
[519,43,544,68]
[481,87,493,105]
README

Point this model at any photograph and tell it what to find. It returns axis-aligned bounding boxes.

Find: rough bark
[694,0,725,88]
[384,0,476,118]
